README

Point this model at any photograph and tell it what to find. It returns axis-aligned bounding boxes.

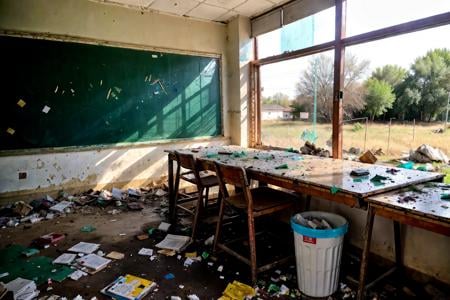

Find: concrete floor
[1,199,449,300]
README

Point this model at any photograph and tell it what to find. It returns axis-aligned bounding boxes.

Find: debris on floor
[300,141,331,157]
[359,150,377,164]
[409,144,450,163]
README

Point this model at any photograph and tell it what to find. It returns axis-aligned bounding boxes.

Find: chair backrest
[214,161,253,209]
[174,151,204,185]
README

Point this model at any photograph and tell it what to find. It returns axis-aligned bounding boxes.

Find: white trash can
[291,211,348,298]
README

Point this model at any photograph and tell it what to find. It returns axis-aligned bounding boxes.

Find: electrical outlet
[18,171,27,180]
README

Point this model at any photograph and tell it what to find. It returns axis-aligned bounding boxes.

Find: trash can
[291,211,348,297]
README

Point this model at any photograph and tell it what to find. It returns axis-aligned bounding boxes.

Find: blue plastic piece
[291,216,348,239]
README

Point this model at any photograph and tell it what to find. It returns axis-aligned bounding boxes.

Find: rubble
[359,150,377,164]
[409,144,449,163]
[300,141,331,157]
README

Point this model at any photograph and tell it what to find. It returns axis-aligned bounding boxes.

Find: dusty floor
[1,199,449,300]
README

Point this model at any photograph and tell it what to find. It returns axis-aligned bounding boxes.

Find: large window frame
[250,0,450,158]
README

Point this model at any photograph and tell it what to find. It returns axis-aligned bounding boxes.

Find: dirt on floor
[1,193,449,300]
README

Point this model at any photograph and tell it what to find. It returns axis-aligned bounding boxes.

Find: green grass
[262,120,450,161]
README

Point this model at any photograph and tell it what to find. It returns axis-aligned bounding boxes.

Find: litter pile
[293,214,333,230]
[300,141,330,157]
[0,186,168,229]
[409,144,449,164]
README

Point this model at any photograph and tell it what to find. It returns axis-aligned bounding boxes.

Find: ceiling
[92,0,291,23]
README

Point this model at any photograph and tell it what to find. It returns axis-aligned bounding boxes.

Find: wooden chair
[173,151,220,239]
[213,161,298,283]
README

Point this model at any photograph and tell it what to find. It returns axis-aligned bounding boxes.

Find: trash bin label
[303,236,316,244]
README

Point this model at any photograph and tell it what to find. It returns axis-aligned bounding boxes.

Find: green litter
[330,185,340,194]
[268,283,280,293]
[80,225,96,232]
[231,151,247,158]
[201,251,209,259]
[444,174,450,184]
[370,175,388,185]
[353,176,369,183]
[206,152,219,158]
[416,166,427,171]
[286,147,295,153]
[397,161,414,169]
[21,248,40,257]
[148,227,156,235]
[0,245,74,285]
[275,164,288,170]
[441,194,450,200]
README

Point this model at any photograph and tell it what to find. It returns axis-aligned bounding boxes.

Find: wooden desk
[358,183,450,299]
[166,146,444,295]
[167,146,443,212]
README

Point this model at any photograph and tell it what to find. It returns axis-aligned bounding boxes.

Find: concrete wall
[0,0,238,199]
[312,198,450,284]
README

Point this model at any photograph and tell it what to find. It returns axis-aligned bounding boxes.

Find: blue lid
[291,215,348,239]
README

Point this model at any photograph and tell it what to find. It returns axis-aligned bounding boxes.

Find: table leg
[393,221,402,268]
[357,205,376,300]
[305,195,311,211]
[168,154,175,224]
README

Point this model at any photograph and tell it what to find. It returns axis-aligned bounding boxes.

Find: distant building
[261,104,293,120]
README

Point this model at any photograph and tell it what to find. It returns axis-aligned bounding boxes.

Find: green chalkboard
[0,36,222,150]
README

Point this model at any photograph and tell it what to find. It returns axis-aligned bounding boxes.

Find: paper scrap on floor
[155,234,190,252]
[138,248,154,256]
[53,253,77,265]
[106,251,125,260]
[5,277,39,300]
[68,242,100,254]
[49,201,72,213]
[157,222,171,232]
[76,254,111,272]
[101,274,157,300]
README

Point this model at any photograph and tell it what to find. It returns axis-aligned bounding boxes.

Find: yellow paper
[185,251,197,258]
[6,128,15,135]
[17,99,26,108]
[222,281,255,300]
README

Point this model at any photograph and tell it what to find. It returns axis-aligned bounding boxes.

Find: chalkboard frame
[0,31,225,155]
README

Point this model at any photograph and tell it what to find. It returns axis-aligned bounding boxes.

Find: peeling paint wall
[0,0,234,199]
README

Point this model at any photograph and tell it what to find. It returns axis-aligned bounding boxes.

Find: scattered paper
[138,248,154,256]
[155,234,190,252]
[68,242,100,254]
[152,54,158,58]
[158,222,171,232]
[53,253,76,265]
[157,249,176,256]
[106,251,125,260]
[6,128,15,135]
[42,105,51,114]
[155,189,167,197]
[77,254,111,271]
[49,201,72,213]
[17,99,26,108]
[111,188,123,200]
[69,270,87,281]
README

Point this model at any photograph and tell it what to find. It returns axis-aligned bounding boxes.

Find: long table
[358,183,450,299]
[166,146,445,296]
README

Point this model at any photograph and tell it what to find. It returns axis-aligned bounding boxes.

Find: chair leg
[248,214,257,283]
[204,187,210,211]
[213,194,226,254]
[171,165,181,223]
[191,187,204,241]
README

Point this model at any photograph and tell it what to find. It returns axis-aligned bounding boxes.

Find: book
[101,274,157,300]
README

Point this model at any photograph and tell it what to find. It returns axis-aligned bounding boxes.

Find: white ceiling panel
[92,0,292,23]
[149,0,200,16]
[204,0,246,10]
[234,0,274,17]
[105,0,155,6]
[187,3,229,20]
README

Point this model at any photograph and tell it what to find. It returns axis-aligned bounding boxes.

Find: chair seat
[226,186,296,212]
[181,171,219,187]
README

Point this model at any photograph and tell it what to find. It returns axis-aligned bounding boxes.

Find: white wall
[262,110,284,120]
[0,0,238,200]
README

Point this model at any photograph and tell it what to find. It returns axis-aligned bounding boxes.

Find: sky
[259,0,450,98]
